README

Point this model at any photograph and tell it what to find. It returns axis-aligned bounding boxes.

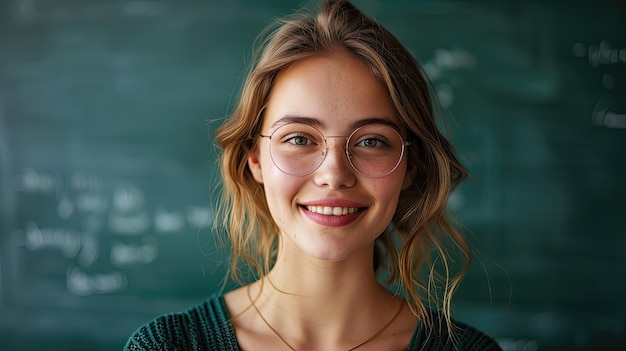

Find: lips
[299,199,367,227]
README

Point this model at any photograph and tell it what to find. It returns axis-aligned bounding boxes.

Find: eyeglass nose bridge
[319,135,352,162]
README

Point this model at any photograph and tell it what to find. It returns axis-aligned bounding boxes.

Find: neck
[248,241,397,345]
[262,209,388,298]
[272,239,383,295]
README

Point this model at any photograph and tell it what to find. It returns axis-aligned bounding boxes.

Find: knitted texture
[125,295,502,351]
[124,296,239,351]
[407,316,503,351]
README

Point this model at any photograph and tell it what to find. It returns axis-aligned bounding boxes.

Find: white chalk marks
[15,168,214,296]
[572,40,626,129]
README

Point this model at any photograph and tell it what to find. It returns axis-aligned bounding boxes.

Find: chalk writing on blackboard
[15,167,214,297]
[422,48,476,109]
[592,95,626,129]
[66,265,127,296]
[19,168,56,193]
[111,238,158,267]
[572,41,626,129]
[23,221,81,259]
[572,40,626,67]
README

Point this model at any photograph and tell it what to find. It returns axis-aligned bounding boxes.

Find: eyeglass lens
[267,123,407,178]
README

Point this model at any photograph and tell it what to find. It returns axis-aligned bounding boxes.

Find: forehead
[263,51,399,131]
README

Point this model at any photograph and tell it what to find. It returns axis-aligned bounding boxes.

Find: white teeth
[305,206,359,216]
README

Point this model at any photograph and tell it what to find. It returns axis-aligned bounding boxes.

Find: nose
[313,137,356,189]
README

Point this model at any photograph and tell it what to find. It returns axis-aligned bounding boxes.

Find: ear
[401,161,417,190]
[247,149,264,184]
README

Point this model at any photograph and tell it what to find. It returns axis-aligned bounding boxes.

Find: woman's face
[248,50,415,262]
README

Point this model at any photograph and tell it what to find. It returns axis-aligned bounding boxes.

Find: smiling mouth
[303,205,363,216]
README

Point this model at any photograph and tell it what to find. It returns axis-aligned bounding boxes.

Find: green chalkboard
[1,1,625,350]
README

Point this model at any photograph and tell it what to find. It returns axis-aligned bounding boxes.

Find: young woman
[125,0,502,350]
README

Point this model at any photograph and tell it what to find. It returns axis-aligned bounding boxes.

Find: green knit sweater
[125,295,502,350]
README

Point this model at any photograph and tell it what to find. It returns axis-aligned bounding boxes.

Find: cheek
[373,173,407,209]
[380,186,403,210]
[260,166,303,222]
[382,164,410,192]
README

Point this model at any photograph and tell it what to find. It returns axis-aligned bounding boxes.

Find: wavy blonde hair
[214,0,470,334]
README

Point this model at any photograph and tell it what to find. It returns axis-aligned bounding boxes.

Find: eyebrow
[270,116,402,132]
[353,118,401,131]
[270,116,323,129]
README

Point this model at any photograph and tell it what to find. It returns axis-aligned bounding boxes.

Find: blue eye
[286,135,311,146]
[281,132,320,147]
[355,137,388,148]
[360,138,378,147]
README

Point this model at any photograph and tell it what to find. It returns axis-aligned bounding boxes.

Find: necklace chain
[246,286,404,351]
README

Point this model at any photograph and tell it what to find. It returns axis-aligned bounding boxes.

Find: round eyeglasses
[259,122,411,178]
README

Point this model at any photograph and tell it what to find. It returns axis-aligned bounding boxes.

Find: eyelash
[283,133,316,146]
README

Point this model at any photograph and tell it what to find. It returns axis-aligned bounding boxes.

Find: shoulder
[408,314,502,351]
[124,294,239,351]
[449,320,502,351]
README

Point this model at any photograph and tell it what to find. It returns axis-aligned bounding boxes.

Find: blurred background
[1,0,625,350]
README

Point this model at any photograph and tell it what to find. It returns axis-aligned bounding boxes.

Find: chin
[299,238,373,262]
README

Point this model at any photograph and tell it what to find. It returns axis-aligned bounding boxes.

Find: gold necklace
[246,286,404,351]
